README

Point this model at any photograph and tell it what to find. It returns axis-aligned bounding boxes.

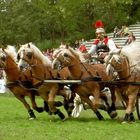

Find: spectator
[78,43,87,53]
[123,25,129,37]
[78,43,89,63]
[113,26,119,38]
[74,40,79,49]
[118,25,125,37]
[43,48,53,61]
[124,32,136,45]
[119,25,129,37]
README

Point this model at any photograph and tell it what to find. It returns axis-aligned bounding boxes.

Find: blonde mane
[68,47,80,60]
[121,42,140,71]
[53,46,80,60]
[5,45,17,62]
[18,42,52,66]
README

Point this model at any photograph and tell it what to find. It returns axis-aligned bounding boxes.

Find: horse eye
[1,55,6,61]
[17,54,20,60]
[27,52,33,59]
[64,53,69,57]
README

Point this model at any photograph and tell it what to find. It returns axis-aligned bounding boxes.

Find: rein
[80,62,102,81]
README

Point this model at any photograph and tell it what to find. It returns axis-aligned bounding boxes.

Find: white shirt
[88,38,119,55]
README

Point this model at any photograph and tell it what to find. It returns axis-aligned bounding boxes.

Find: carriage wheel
[136,96,140,120]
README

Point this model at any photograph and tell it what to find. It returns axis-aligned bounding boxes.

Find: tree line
[0,0,139,50]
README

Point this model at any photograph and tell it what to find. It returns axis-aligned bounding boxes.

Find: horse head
[17,43,34,71]
[18,42,52,72]
[52,46,79,71]
[104,52,122,78]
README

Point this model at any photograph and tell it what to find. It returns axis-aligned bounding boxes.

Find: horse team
[0,42,140,123]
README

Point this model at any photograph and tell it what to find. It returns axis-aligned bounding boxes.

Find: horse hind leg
[123,93,137,123]
[59,89,75,117]
[48,100,65,120]
[28,91,44,113]
[129,112,135,122]
[107,87,118,118]
[63,93,75,117]
[80,96,104,120]
[15,95,36,120]
[47,87,65,120]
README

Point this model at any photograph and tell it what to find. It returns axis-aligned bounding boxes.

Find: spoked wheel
[136,95,140,120]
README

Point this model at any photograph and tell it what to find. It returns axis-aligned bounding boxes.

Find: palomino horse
[17,43,74,120]
[105,52,140,122]
[0,46,45,120]
[52,46,117,120]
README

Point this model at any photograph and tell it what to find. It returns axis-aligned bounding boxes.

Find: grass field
[0,93,140,140]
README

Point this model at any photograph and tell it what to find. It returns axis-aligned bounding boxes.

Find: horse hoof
[54,109,65,120]
[100,118,104,121]
[122,121,128,124]
[62,117,67,122]
[29,117,36,120]
[36,107,44,113]
[110,111,118,119]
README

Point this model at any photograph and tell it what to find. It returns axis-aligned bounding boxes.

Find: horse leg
[28,91,44,113]
[80,96,104,120]
[48,86,65,120]
[123,87,138,123]
[100,92,115,118]
[58,88,75,117]
[124,93,137,122]
[43,97,62,114]
[129,112,135,122]
[14,95,36,120]
[63,92,75,117]
[108,86,118,118]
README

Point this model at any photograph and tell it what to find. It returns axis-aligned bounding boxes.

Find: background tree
[0,0,139,49]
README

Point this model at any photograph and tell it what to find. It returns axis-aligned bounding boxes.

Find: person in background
[74,40,79,49]
[124,32,136,45]
[78,43,87,53]
[122,25,129,37]
[86,20,119,63]
[113,26,119,38]
[77,43,89,63]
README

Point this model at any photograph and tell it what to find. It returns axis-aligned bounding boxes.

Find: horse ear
[65,44,69,49]
[1,55,6,61]
[16,44,22,50]
[28,44,31,48]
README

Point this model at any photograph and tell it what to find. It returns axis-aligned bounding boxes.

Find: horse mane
[53,46,80,60]
[105,53,121,76]
[121,42,140,71]
[5,45,17,62]
[68,47,80,60]
[18,42,52,66]
[112,54,120,63]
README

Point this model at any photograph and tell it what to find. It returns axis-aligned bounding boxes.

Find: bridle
[106,53,132,80]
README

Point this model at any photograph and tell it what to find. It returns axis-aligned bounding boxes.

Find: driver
[87,20,119,63]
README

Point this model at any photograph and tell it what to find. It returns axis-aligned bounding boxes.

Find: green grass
[0,93,140,140]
